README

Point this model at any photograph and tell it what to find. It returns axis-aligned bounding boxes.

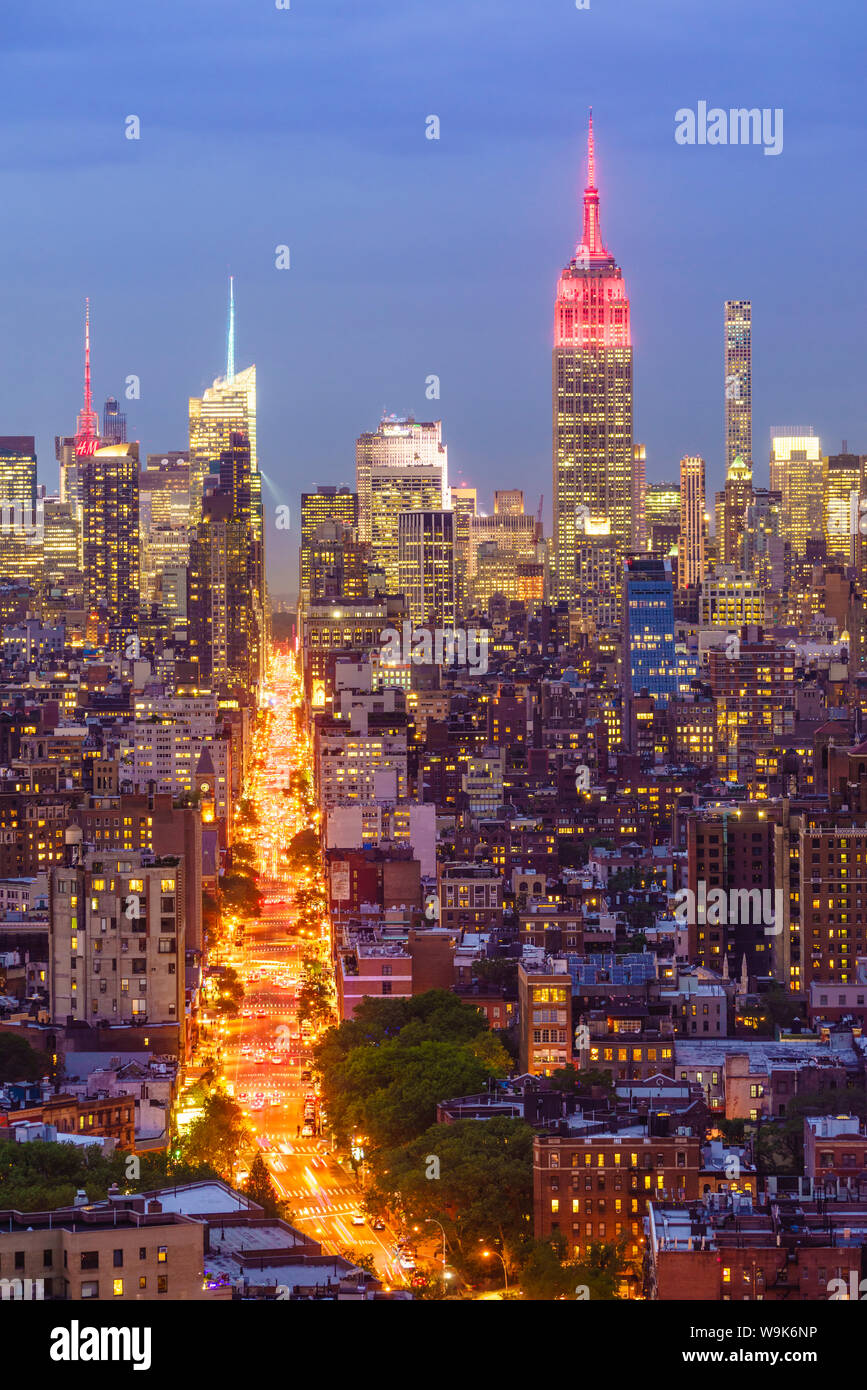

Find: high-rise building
[42,497,81,589]
[743,489,788,594]
[494,490,524,516]
[553,113,633,602]
[80,441,140,649]
[102,397,127,444]
[368,456,446,594]
[770,429,824,560]
[300,486,359,609]
[824,451,866,564]
[188,434,264,698]
[0,437,40,586]
[622,555,680,750]
[718,454,754,566]
[575,534,621,633]
[397,510,455,628]
[189,284,257,546]
[632,444,647,551]
[0,436,37,522]
[449,485,477,618]
[699,568,764,628]
[467,508,537,579]
[139,456,191,608]
[724,300,752,471]
[355,417,447,545]
[678,455,706,589]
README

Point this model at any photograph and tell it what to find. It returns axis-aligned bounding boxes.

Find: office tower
[0,436,37,523]
[467,508,538,579]
[42,498,81,588]
[718,454,754,566]
[632,444,647,551]
[139,456,191,606]
[397,510,455,628]
[622,555,680,750]
[553,112,634,602]
[494,490,523,516]
[678,455,706,589]
[305,521,369,605]
[575,534,621,632]
[102,397,127,444]
[770,429,824,560]
[824,451,866,564]
[189,283,257,527]
[188,489,263,696]
[300,486,359,608]
[644,481,680,558]
[368,453,446,594]
[356,416,448,544]
[80,441,140,648]
[450,485,477,618]
[0,437,40,586]
[743,489,788,594]
[724,300,752,471]
[699,568,764,628]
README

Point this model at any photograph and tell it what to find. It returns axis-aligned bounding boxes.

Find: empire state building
[552,112,634,604]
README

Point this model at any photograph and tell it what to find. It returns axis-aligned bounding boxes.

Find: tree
[471,959,518,993]
[338,1247,377,1276]
[0,1033,48,1083]
[181,1092,249,1179]
[366,1117,534,1264]
[244,1153,282,1217]
[519,1235,626,1300]
[548,1064,616,1098]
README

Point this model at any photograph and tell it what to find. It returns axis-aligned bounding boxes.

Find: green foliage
[367,1116,534,1259]
[244,1153,283,1218]
[180,1091,249,1179]
[0,1033,48,1083]
[548,1063,616,1097]
[519,1235,626,1301]
[0,1139,222,1212]
[314,991,511,1149]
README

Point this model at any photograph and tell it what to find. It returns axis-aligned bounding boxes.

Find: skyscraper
[0,439,40,587]
[449,485,477,618]
[678,455,706,589]
[622,555,680,750]
[189,282,257,533]
[102,397,127,445]
[724,300,752,471]
[770,429,824,560]
[718,454,754,567]
[80,442,140,649]
[553,112,633,602]
[397,510,456,628]
[824,451,866,564]
[355,416,447,544]
[300,486,359,609]
[367,450,447,594]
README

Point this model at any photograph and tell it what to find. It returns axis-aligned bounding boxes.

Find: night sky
[1,0,864,594]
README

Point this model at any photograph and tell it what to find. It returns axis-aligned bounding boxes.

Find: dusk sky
[1,0,864,594]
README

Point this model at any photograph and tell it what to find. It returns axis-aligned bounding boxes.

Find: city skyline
[1,0,863,596]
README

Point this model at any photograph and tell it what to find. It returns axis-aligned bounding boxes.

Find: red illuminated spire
[578,108,607,260]
[75,298,100,457]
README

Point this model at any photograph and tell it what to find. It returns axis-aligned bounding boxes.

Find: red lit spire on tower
[577,108,607,261]
[75,298,100,457]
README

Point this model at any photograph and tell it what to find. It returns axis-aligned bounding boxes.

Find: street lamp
[480,1247,509,1291]
[422,1218,448,1276]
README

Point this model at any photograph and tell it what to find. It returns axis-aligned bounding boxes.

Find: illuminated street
[214,648,406,1286]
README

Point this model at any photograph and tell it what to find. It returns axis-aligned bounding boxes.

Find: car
[300,1069,311,1081]
[301,1123,314,1137]
[399,1255,416,1271]
[371,1219,385,1231]
[241,1010,252,1018]
[350,1212,365,1226]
